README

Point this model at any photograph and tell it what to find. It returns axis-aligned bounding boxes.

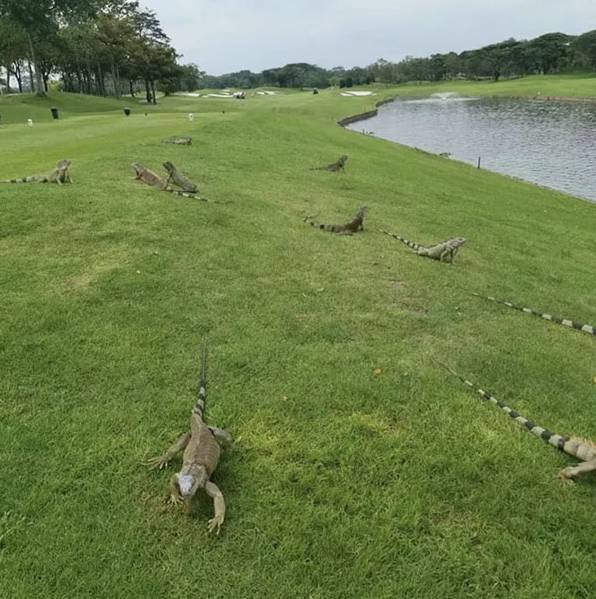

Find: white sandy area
[340,91,376,97]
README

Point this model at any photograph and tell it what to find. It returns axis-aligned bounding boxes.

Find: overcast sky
[141,0,596,75]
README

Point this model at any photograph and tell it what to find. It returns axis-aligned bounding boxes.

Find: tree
[573,30,596,70]
[527,33,574,74]
[0,0,102,95]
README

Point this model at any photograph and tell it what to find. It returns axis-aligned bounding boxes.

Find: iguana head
[131,163,144,177]
[162,161,174,174]
[177,467,209,514]
[57,159,71,170]
[357,205,368,217]
[453,237,466,246]
[340,155,348,164]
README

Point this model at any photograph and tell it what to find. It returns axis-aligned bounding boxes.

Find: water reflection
[350,95,596,202]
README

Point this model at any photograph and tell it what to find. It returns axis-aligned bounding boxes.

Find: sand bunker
[340,91,376,97]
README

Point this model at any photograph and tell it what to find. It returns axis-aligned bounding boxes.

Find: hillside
[1,80,595,598]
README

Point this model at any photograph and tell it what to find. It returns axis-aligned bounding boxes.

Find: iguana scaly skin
[162,161,198,193]
[304,206,368,235]
[472,293,595,336]
[131,163,199,199]
[440,363,596,483]
[162,137,192,145]
[310,155,348,172]
[146,345,232,533]
[1,159,72,184]
[382,230,466,263]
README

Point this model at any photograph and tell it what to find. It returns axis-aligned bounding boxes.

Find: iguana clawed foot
[207,514,224,535]
[169,493,184,506]
[558,470,575,485]
[145,455,170,470]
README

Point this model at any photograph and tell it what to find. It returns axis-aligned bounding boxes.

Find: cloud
[141,0,596,74]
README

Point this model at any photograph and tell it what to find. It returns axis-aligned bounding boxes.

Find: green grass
[0,77,595,598]
[384,73,596,99]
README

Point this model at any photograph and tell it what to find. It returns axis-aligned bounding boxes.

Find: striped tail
[1,176,37,183]
[472,293,595,336]
[193,344,208,420]
[381,230,422,251]
[165,189,208,201]
[438,362,569,452]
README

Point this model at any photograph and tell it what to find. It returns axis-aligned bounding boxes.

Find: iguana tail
[304,215,341,232]
[437,362,596,461]
[0,176,39,183]
[381,230,422,251]
[164,189,208,201]
[193,344,208,420]
[472,293,595,336]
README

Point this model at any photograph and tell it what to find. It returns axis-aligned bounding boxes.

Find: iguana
[439,363,596,483]
[382,230,466,263]
[162,161,198,193]
[1,159,72,184]
[162,136,192,145]
[131,163,202,199]
[310,155,348,172]
[304,206,368,235]
[472,293,595,336]
[146,345,232,533]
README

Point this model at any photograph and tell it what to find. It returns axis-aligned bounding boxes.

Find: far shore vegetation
[1,1,596,98]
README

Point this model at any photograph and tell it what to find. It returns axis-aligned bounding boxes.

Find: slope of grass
[386,73,596,99]
[0,81,595,598]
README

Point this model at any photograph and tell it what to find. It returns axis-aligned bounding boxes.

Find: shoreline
[337,95,596,205]
[336,95,397,127]
[338,91,596,129]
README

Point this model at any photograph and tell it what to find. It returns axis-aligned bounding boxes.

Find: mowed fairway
[1,84,595,598]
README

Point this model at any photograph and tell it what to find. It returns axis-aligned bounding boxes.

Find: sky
[142,0,596,75]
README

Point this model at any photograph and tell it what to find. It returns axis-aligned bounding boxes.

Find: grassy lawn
[0,78,595,598]
[383,73,596,99]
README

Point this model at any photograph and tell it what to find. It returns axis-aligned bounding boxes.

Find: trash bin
[123,107,131,116]
[50,107,59,119]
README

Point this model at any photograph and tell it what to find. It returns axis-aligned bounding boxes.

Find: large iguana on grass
[304,206,368,235]
[440,363,596,483]
[310,155,348,172]
[472,293,595,336]
[1,159,72,184]
[162,161,198,193]
[162,136,192,145]
[146,345,233,533]
[131,163,203,200]
[382,230,466,263]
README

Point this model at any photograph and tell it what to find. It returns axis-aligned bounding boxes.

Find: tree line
[0,0,203,100]
[2,8,596,99]
[204,30,596,89]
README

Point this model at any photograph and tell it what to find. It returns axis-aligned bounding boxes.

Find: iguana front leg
[205,481,225,534]
[169,474,183,505]
[439,249,452,263]
[559,459,596,483]
[145,432,191,469]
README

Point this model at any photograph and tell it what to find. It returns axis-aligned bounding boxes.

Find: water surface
[350,94,596,202]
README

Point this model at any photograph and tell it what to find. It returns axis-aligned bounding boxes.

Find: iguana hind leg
[209,426,234,449]
[145,432,191,469]
[205,481,225,534]
[559,459,596,483]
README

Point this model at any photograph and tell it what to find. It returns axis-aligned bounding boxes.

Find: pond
[349,94,596,203]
